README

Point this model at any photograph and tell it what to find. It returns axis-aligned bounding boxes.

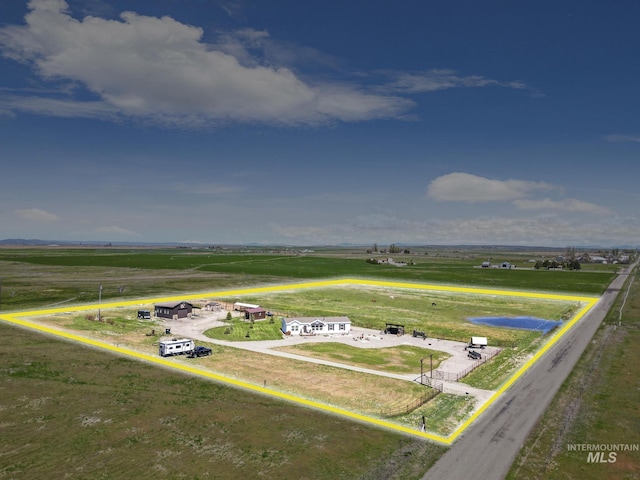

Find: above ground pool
[468,316,562,333]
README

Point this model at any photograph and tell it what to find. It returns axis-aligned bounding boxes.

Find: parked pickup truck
[189,346,212,358]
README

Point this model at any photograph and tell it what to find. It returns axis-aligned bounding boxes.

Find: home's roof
[284,316,350,325]
[154,300,193,309]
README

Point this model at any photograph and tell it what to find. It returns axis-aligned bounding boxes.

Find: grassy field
[0,322,448,480]
[205,317,283,341]
[0,248,617,312]
[274,343,450,375]
[506,272,640,479]
[0,246,631,479]
[394,394,478,436]
[24,309,434,418]
[216,285,581,346]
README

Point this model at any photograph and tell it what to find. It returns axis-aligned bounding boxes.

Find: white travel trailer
[469,336,488,348]
[159,338,195,357]
[233,302,260,312]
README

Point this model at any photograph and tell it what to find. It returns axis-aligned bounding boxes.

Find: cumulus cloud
[513,198,612,216]
[15,208,59,222]
[0,0,412,127]
[427,172,555,202]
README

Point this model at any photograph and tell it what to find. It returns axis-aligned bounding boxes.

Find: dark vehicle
[468,350,482,360]
[189,346,212,358]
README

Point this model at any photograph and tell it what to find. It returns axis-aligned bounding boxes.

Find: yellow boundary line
[0,278,599,446]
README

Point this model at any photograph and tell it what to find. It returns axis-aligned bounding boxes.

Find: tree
[568,259,581,270]
[226,311,232,321]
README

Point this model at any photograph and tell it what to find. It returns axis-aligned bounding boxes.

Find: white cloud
[427,172,555,202]
[0,0,412,127]
[15,208,59,222]
[513,198,612,216]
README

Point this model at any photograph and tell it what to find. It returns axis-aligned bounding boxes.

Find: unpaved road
[422,264,635,480]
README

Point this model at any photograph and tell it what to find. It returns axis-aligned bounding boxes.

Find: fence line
[417,375,444,391]
[381,388,441,418]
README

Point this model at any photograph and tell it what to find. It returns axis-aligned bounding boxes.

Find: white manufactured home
[159,338,195,357]
[281,316,351,336]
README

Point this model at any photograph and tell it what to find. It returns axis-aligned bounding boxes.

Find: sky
[0,0,639,247]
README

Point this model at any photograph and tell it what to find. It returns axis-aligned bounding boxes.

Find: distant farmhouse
[481,261,516,269]
[154,301,196,320]
[368,257,407,266]
[281,317,351,336]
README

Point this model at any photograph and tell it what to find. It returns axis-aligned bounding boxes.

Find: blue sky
[1,0,638,246]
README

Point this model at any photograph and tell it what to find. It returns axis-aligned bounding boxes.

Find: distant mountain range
[1,238,637,250]
[0,238,194,247]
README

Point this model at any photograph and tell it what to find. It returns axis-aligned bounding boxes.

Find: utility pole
[98,283,102,321]
[420,354,434,384]
[430,354,433,379]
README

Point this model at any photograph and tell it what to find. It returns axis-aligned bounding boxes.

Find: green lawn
[205,318,283,341]
[275,343,450,374]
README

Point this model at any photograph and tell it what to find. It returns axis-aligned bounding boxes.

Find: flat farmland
[0,246,622,479]
[0,248,616,312]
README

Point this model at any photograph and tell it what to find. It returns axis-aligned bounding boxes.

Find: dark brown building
[154,301,195,320]
[244,307,266,321]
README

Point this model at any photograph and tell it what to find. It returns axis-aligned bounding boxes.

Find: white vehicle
[469,336,488,348]
[159,338,195,357]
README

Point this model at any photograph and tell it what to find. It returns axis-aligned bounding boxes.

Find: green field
[275,343,450,374]
[0,248,617,311]
[205,317,283,341]
[0,246,633,479]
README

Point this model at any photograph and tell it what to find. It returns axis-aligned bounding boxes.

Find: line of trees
[366,243,410,254]
[534,259,581,270]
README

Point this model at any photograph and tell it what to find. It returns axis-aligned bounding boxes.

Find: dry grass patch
[275,343,449,374]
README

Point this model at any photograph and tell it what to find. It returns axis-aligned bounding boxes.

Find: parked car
[190,346,212,357]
